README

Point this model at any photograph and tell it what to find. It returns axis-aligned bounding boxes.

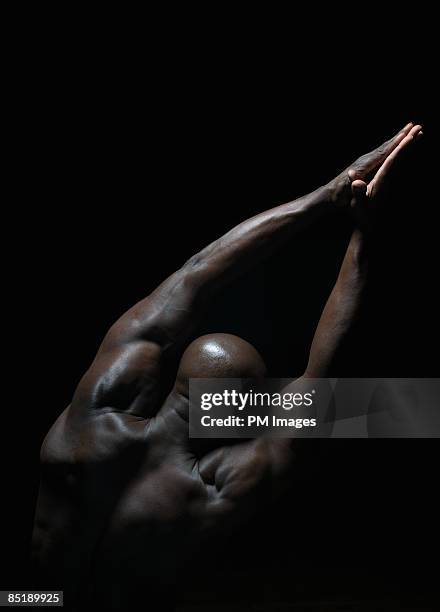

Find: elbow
[180,251,212,295]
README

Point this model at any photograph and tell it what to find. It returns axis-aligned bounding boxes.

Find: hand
[348,123,422,229]
[329,123,423,209]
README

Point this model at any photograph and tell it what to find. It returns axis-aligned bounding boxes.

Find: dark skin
[32,123,422,610]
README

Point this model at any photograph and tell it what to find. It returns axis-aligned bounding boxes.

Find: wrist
[349,229,369,268]
[326,172,352,210]
[293,183,339,215]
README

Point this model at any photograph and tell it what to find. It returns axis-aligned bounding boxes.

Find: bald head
[176,333,267,396]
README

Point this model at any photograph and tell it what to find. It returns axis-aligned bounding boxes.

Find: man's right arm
[303,123,422,378]
[305,226,368,377]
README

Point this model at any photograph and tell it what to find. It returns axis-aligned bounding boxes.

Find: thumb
[350,179,368,208]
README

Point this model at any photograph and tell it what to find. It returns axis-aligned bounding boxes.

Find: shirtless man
[32,123,422,610]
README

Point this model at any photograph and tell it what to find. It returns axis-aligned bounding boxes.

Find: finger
[368,125,422,196]
[350,179,368,209]
[351,179,368,196]
[349,123,414,180]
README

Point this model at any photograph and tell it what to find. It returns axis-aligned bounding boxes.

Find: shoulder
[72,339,163,415]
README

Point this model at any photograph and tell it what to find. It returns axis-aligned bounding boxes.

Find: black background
[3,18,439,609]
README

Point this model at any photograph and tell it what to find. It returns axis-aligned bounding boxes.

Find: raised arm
[104,123,416,354]
[304,124,422,378]
[71,124,418,416]
[305,225,368,377]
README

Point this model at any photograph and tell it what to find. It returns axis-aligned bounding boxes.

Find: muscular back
[32,123,421,608]
[33,333,293,609]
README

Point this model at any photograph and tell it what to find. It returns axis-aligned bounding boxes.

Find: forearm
[94,123,419,351]
[305,229,368,377]
[107,184,335,348]
[184,183,334,293]
[175,120,417,297]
